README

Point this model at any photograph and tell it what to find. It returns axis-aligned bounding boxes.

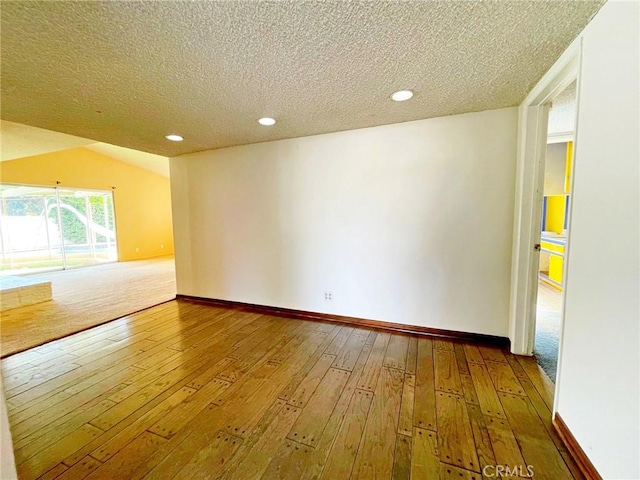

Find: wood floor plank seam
[2,300,579,480]
[497,392,572,480]
[57,361,234,467]
[10,382,127,453]
[318,388,373,480]
[298,343,375,480]
[277,328,342,404]
[86,450,106,464]
[219,400,301,480]
[4,310,246,413]
[85,386,197,465]
[13,398,117,464]
[467,403,497,472]
[496,376,568,461]
[413,338,437,432]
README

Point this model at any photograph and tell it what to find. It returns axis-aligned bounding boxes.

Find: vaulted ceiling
[1,1,604,157]
[0,121,169,177]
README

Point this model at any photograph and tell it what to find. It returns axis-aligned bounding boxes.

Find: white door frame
[508,38,582,356]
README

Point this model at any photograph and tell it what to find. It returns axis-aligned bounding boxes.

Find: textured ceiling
[548,81,577,136]
[1,1,604,157]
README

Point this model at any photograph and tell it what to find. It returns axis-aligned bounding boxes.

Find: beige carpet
[0,257,176,357]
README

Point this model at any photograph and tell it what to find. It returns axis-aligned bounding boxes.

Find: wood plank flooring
[1,299,580,479]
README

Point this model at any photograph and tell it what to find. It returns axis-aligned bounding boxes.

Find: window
[0,184,117,274]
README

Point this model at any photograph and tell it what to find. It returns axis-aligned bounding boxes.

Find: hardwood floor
[0,257,176,357]
[1,300,581,479]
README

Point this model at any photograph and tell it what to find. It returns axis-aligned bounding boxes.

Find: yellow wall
[546,195,566,234]
[0,147,174,261]
[564,141,573,193]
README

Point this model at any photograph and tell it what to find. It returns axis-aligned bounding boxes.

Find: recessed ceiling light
[258,117,276,126]
[391,90,414,102]
[165,134,184,142]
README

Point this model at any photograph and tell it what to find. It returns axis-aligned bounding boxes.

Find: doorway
[0,184,118,274]
[533,83,576,379]
[508,39,581,394]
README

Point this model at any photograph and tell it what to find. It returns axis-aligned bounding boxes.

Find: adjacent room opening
[0,184,118,274]
[533,81,576,380]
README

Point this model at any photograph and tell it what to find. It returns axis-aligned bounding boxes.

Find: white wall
[543,142,567,196]
[0,380,17,480]
[171,108,517,337]
[556,1,639,478]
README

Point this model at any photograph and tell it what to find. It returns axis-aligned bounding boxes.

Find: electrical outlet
[136,247,139,253]
[324,292,333,301]
[160,244,164,249]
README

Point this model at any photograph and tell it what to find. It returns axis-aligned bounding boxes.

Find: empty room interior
[0,1,638,480]
[0,132,177,356]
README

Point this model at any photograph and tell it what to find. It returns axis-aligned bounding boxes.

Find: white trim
[508,37,582,356]
[547,131,575,144]
[552,64,582,414]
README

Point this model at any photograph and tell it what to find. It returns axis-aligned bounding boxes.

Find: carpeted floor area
[0,256,176,357]
[534,279,562,381]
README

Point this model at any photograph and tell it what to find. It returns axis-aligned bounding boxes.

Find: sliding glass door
[55,189,117,268]
[0,184,118,275]
[0,185,65,273]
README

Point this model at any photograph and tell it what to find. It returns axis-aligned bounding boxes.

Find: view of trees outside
[0,185,117,274]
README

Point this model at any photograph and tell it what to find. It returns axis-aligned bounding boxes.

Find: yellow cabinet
[549,254,564,285]
[539,238,566,290]
[540,241,564,254]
